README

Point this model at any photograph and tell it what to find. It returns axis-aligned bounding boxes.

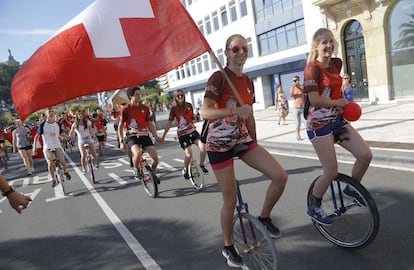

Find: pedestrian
[290,75,305,140]
[161,89,209,179]
[304,28,372,225]
[341,73,354,101]
[12,119,34,175]
[201,34,287,267]
[275,84,289,125]
[69,110,99,173]
[0,174,31,213]
[118,86,162,179]
[33,107,71,187]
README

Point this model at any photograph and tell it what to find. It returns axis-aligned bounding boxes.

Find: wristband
[2,186,15,197]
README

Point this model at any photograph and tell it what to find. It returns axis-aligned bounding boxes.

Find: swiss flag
[12,0,211,120]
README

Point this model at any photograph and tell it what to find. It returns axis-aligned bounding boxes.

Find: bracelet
[2,186,15,197]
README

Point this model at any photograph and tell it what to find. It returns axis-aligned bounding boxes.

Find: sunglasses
[176,94,184,98]
[343,77,349,80]
[228,45,249,54]
[293,79,297,82]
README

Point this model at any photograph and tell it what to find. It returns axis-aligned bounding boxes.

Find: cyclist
[201,34,287,267]
[304,28,372,225]
[69,110,98,173]
[33,107,71,187]
[91,111,107,157]
[118,86,162,179]
[161,89,209,179]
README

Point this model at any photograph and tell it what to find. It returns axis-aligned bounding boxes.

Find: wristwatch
[1,186,15,197]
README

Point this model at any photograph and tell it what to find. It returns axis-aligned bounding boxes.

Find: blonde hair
[307,28,333,64]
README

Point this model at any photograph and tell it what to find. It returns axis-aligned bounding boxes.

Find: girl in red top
[304,28,372,225]
[161,90,208,179]
[201,34,287,267]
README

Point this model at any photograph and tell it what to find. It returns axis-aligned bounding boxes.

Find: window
[217,49,225,66]
[276,28,287,50]
[220,6,228,26]
[389,0,414,98]
[230,1,238,22]
[286,23,297,46]
[259,35,269,55]
[246,37,253,58]
[185,63,191,77]
[176,68,181,80]
[190,60,196,75]
[203,55,210,72]
[205,15,212,35]
[239,0,248,17]
[198,20,204,35]
[212,11,220,31]
[196,57,202,74]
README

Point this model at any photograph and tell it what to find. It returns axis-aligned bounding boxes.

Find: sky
[0,0,94,63]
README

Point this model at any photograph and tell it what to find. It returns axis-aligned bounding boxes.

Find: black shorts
[19,145,33,151]
[96,135,106,142]
[207,141,256,170]
[126,135,154,149]
[178,130,201,150]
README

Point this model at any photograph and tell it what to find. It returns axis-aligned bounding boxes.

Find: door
[344,20,369,100]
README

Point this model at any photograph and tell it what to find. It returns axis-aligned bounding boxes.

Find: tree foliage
[0,63,19,104]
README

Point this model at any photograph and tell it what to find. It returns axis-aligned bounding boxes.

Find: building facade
[165,0,414,109]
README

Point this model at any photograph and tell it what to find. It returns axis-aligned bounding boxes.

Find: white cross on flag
[12,0,211,120]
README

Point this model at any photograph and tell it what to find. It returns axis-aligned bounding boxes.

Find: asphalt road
[1,134,413,270]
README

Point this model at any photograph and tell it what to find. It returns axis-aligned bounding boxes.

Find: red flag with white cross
[12,0,211,120]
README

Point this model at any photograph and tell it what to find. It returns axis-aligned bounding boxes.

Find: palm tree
[394,12,414,49]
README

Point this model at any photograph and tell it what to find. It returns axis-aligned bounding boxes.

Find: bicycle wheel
[233,213,278,270]
[188,162,204,190]
[307,173,380,248]
[56,164,67,196]
[141,164,158,198]
[87,156,96,184]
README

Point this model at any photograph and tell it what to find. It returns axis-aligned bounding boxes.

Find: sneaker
[199,164,209,174]
[221,245,243,267]
[94,162,99,169]
[343,185,366,206]
[82,169,87,174]
[306,207,334,225]
[258,217,281,238]
[182,169,190,179]
[64,172,71,180]
[50,179,57,188]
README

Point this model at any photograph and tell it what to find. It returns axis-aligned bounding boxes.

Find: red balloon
[343,102,362,121]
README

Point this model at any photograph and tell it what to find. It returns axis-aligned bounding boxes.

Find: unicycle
[307,173,379,248]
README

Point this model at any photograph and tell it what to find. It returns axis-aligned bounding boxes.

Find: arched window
[389,0,414,98]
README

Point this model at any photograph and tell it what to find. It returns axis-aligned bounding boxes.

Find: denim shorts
[307,115,348,141]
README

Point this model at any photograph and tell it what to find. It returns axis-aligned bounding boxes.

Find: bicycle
[84,144,96,184]
[232,179,278,269]
[306,128,380,248]
[135,154,159,198]
[50,149,67,196]
[187,157,205,190]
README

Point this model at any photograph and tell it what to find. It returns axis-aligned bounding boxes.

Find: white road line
[108,172,128,185]
[269,150,414,173]
[65,154,161,270]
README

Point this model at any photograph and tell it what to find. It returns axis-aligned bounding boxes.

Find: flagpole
[208,50,245,106]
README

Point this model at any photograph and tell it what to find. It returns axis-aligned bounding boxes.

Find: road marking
[269,150,414,172]
[65,154,161,270]
[108,172,128,185]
